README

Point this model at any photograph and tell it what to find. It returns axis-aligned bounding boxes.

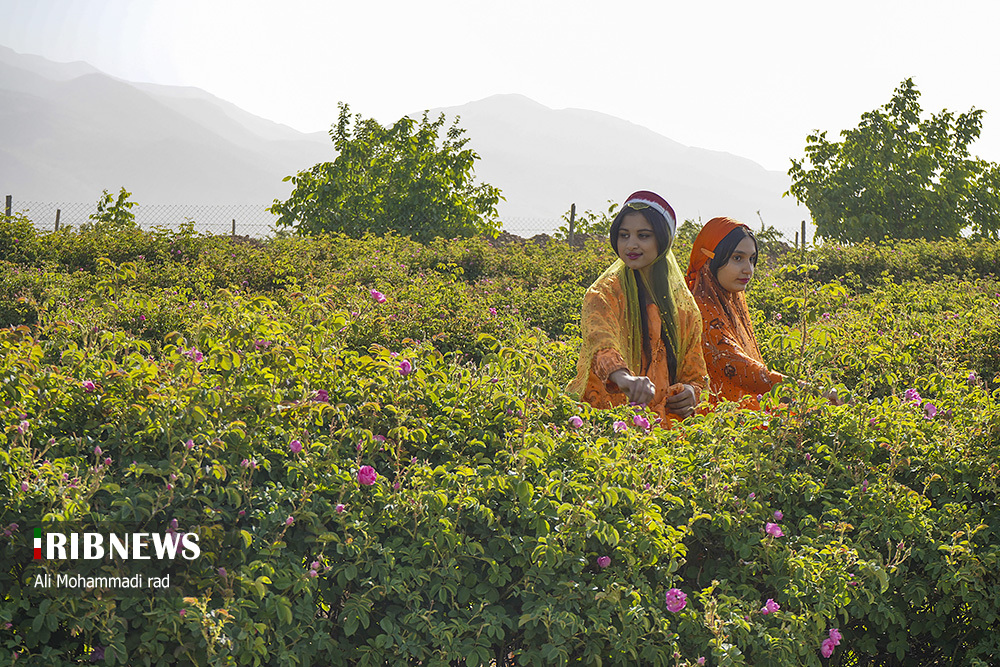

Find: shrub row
[2,214,1000,664]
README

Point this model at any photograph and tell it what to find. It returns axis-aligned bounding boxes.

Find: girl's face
[716,237,757,292]
[616,211,660,273]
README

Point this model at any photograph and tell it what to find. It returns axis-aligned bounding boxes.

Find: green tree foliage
[787,79,1000,242]
[82,187,139,233]
[0,210,39,264]
[555,200,617,240]
[271,103,502,243]
[674,219,701,245]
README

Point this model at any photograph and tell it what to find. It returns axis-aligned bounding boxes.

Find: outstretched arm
[704,332,784,397]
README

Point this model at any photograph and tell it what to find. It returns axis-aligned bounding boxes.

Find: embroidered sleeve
[705,325,784,395]
[579,281,629,382]
[594,348,628,392]
[676,302,709,402]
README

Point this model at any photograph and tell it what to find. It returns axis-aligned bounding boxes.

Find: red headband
[623,190,677,238]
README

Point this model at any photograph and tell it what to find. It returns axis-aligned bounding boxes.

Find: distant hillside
[0,45,332,206]
[427,94,807,236]
[1,46,807,237]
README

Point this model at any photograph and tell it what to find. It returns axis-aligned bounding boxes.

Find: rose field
[2,212,1000,666]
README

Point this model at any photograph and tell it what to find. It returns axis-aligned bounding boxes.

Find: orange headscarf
[686,217,783,409]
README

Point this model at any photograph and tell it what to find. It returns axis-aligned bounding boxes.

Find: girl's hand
[608,370,656,405]
[664,383,697,419]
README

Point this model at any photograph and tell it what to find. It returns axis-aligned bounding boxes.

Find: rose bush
[1,209,1000,665]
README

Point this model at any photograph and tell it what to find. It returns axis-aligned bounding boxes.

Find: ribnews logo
[25,523,206,594]
[32,526,201,561]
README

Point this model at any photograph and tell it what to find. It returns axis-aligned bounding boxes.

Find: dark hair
[709,226,758,275]
[608,205,678,382]
[609,206,672,257]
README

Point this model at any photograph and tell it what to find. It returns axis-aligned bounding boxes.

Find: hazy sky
[2,0,999,173]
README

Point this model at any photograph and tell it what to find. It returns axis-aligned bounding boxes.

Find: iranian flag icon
[33,527,41,560]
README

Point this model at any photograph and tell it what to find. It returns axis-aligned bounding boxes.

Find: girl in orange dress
[567,191,708,426]
[685,217,783,410]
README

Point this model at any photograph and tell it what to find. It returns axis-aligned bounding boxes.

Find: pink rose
[613,420,627,432]
[820,637,836,658]
[370,289,386,303]
[569,416,583,429]
[597,556,611,568]
[357,465,378,486]
[289,439,303,454]
[760,598,780,614]
[765,522,784,537]
[828,628,842,645]
[398,359,413,376]
[773,510,783,521]
[664,588,687,613]
[335,503,346,513]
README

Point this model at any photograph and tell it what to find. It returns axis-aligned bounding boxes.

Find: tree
[554,200,617,241]
[83,188,138,233]
[787,79,1000,242]
[674,219,701,246]
[271,103,502,242]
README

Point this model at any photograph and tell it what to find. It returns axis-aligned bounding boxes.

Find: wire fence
[4,196,563,239]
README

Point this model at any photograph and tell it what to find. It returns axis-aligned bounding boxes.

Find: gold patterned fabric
[567,254,708,427]
[686,217,784,410]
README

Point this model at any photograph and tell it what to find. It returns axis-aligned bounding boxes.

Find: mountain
[0,46,807,237]
[427,94,806,236]
[0,45,333,209]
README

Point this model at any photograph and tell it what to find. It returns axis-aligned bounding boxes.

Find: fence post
[55,209,61,232]
[232,219,236,237]
[794,231,799,250]
[801,220,806,250]
[4,195,10,217]
[568,203,576,246]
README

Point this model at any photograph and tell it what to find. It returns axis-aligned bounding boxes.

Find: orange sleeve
[675,303,709,404]
[579,280,630,373]
[705,331,784,397]
[594,348,628,384]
